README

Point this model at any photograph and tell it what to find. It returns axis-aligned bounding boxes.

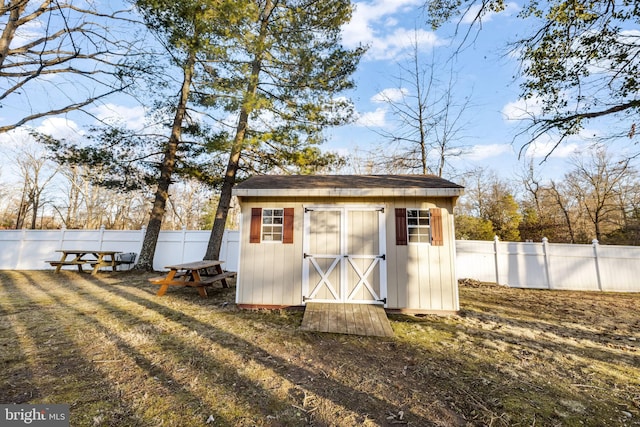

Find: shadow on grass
[0,272,143,425]
[3,271,462,426]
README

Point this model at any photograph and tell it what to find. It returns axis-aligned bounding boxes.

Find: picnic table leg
[196,285,208,298]
[54,253,66,273]
[191,270,208,298]
[110,254,118,272]
[91,254,103,276]
[156,284,171,296]
[215,264,230,288]
[156,270,178,296]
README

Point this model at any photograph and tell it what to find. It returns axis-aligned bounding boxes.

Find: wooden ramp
[300,302,394,337]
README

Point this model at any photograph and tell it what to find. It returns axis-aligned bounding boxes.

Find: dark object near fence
[116,252,137,270]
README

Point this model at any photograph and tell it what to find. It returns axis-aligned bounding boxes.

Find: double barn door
[302,206,387,305]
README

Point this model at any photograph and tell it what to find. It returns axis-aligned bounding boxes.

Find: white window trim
[261,208,284,243]
[407,208,432,245]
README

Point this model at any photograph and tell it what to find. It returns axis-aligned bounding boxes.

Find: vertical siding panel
[289,200,303,304]
[385,201,398,308]
[430,247,443,310]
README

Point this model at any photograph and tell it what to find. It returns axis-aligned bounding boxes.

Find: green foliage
[455,214,495,240]
[486,192,522,241]
[135,0,363,176]
[195,0,365,155]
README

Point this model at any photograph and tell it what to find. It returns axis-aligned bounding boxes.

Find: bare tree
[374,32,470,177]
[0,1,144,133]
[566,146,633,241]
[12,145,59,229]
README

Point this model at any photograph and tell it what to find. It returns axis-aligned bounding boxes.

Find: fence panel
[597,244,640,292]
[1,230,638,292]
[0,228,239,272]
[455,240,497,283]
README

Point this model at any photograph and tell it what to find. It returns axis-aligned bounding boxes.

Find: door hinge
[304,253,311,258]
[378,297,387,304]
[377,254,386,260]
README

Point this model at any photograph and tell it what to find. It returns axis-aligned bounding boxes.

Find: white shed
[232,175,464,314]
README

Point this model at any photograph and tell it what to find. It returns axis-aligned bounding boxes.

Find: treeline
[456,146,640,245]
[3,141,639,246]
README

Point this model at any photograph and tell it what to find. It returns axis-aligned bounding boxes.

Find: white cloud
[36,117,84,140]
[461,2,520,25]
[502,96,544,122]
[371,87,408,103]
[525,139,580,159]
[356,108,388,127]
[466,143,513,161]
[91,104,147,130]
[342,0,442,61]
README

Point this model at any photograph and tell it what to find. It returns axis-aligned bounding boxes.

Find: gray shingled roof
[233,175,464,198]
[235,174,463,190]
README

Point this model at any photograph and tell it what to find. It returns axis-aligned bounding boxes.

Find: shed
[232,174,464,314]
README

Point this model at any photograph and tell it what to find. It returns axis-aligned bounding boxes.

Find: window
[407,209,431,243]
[262,209,284,241]
[395,207,443,246]
[250,207,294,244]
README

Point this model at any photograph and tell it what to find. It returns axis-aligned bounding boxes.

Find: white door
[302,206,386,305]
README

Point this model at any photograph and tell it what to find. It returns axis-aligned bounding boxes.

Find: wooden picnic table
[47,250,122,275]
[148,260,236,298]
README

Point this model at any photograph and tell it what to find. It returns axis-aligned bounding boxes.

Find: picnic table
[148,260,236,298]
[47,250,123,275]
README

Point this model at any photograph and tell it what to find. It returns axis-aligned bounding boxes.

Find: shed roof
[233,175,464,198]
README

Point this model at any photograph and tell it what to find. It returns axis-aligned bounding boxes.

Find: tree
[565,146,632,241]
[373,33,469,177]
[202,0,365,260]
[0,1,144,133]
[454,214,494,240]
[12,144,59,229]
[426,0,640,155]
[457,167,521,241]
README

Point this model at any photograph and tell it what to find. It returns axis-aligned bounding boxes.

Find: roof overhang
[233,187,465,198]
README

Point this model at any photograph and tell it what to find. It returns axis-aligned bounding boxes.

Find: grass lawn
[0,271,638,426]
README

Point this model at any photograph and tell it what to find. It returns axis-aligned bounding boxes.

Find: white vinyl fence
[456,237,640,292]
[1,230,639,292]
[0,227,239,272]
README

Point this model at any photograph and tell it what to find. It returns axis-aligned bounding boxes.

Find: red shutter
[283,208,294,244]
[431,208,444,246]
[395,208,407,245]
[250,208,262,243]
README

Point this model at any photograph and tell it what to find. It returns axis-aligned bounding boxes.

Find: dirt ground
[0,271,638,426]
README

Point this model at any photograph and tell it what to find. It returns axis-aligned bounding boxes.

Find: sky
[0,0,629,187]
[330,0,577,181]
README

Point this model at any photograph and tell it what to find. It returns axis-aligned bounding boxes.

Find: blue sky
[0,0,624,185]
[331,0,555,179]
[328,0,629,182]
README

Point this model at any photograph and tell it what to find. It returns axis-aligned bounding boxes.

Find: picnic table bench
[47,250,129,276]
[148,260,236,298]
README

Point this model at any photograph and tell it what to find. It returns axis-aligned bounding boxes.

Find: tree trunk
[134,52,195,271]
[203,134,244,260]
[204,0,273,261]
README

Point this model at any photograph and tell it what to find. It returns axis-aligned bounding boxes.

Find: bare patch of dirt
[0,271,638,426]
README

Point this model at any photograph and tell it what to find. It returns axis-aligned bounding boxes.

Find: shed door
[302,206,386,305]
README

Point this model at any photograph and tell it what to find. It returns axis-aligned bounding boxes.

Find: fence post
[542,237,552,289]
[58,226,67,249]
[493,235,501,285]
[180,226,187,263]
[98,225,105,250]
[593,239,603,291]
